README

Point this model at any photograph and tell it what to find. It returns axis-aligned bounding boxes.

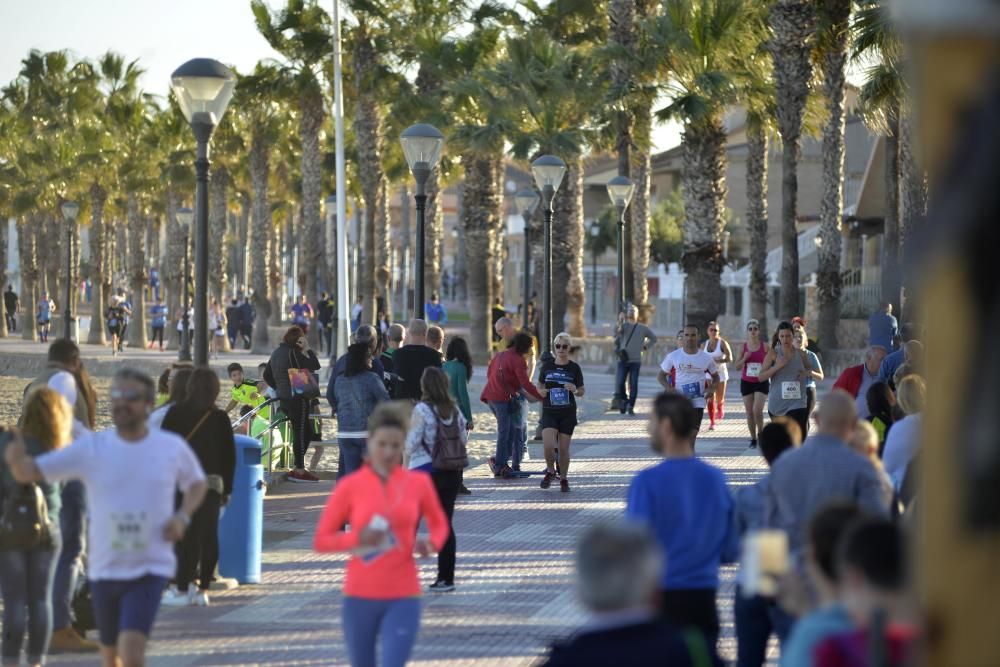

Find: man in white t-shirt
[657,325,720,441]
[5,368,207,667]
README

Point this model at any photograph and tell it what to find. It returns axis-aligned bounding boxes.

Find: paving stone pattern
[48,373,788,666]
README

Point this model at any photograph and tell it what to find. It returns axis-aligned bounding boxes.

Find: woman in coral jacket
[314,402,449,667]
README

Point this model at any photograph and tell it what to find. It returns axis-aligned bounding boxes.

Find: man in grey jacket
[613,305,657,415]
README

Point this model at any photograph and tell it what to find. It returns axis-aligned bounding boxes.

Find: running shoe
[192,590,210,607]
[301,470,320,482]
[540,471,556,489]
[162,586,194,607]
[428,581,455,593]
[287,470,318,483]
[560,478,570,493]
[749,440,758,449]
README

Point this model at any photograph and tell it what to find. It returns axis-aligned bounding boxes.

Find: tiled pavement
[48,373,795,666]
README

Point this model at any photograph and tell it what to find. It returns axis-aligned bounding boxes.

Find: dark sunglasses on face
[110,389,145,402]
[748,327,759,331]
[554,344,569,350]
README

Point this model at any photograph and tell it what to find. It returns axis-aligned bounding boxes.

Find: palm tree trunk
[416,66,444,306]
[747,119,770,331]
[0,223,7,338]
[250,131,273,354]
[461,153,502,360]
[770,0,816,319]
[126,194,147,350]
[86,183,108,345]
[898,111,926,319]
[300,89,324,316]
[18,217,38,341]
[269,217,284,328]
[162,189,182,350]
[631,104,653,321]
[681,119,727,333]
[210,166,230,304]
[375,181,391,323]
[881,109,901,315]
[816,0,850,349]
[553,160,587,337]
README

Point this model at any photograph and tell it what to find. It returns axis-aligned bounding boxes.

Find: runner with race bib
[757,321,811,440]
[657,325,720,444]
[732,319,770,449]
[536,332,585,493]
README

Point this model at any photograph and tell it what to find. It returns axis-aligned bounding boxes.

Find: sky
[0,0,685,151]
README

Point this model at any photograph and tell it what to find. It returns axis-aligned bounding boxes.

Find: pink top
[314,464,449,599]
[741,340,769,382]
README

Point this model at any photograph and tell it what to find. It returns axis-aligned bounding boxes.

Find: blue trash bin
[218,435,264,584]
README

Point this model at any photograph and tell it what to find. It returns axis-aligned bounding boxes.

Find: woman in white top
[208,298,226,359]
[704,322,732,431]
[404,367,468,592]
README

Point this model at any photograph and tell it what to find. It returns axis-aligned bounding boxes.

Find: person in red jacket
[481,332,544,479]
[833,346,887,420]
[314,402,449,667]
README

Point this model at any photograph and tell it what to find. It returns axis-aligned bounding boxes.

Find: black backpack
[0,482,51,551]
[422,406,468,471]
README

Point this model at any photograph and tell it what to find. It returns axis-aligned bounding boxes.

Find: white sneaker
[162,586,193,607]
[191,590,210,607]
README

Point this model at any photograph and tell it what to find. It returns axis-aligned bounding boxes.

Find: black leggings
[176,491,221,592]
[770,408,810,442]
[804,387,817,437]
[431,470,461,584]
[282,398,314,470]
[150,326,164,347]
[660,588,719,651]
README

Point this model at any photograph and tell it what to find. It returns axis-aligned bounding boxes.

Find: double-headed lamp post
[515,189,540,331]
[531,155,567,359]
[606,176,636,314]
[590,221,600,324]
[176,207,194,363]
[400,124,444,319]
[170,58,235,366]
[60,201,80,340]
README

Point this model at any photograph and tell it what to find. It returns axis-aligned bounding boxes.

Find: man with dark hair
[5,368,208,667]
[543,521,719,666]
[625,392,738,652]
[225,299,240,349]
[4,284,19,331]
[733,422,800,666]
[390,319,442,402]
[657,325,720,443]
[238,297,255,349]
[779,504,864,666]
[316,291,335,354]
[813,518,915,666]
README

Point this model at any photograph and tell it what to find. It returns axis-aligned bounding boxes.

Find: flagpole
[332,0,350,358]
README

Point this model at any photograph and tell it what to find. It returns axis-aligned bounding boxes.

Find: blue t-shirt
[868,311,898,351]
[626,457,738,590]
[425,302,447,324]
[291,303,312,324]
[878,349,905,384]
[150,305,167,328]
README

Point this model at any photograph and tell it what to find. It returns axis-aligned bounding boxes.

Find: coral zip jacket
[480,349,545,403]
[314,464,449,599]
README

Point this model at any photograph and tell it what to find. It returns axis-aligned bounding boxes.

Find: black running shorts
[540,410,578,436]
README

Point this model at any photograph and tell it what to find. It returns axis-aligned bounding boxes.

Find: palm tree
[814,0,852,348]
[769,0,816,319]
[253,0,330,334]
[650,0,761,332]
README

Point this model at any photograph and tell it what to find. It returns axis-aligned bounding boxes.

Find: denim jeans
[0,541,60,664]
[53,479,86,630]
[342,597,422,667]
[734,585,795,667]
[338,438,366,479]
[488,399,518,469]
[512,396,528,470]
[615,361,642,411]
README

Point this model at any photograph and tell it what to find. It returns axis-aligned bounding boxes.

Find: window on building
[730,287,743,317]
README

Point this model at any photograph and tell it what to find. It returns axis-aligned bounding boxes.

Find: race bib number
[781,381,802,400]
[110,511,151,553]
[680,382,703,400]
[746,363,762,379]
[549,387,571,407]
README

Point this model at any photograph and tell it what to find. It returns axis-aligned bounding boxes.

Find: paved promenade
[42,372,785,666]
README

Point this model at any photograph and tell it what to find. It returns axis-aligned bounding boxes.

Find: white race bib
[109,511,151,553]
[746,363,762,379]
[680,382,703,400]
[781,381,802,400]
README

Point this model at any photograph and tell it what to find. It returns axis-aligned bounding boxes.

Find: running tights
[342,597,421,667]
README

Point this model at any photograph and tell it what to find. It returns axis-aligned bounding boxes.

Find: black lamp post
[531,155,567,359]
[515,189,540,331]
[450,227,459,301]
[176,207,194,363]
[400,124,444,320]
[170,58,235,366]
[590,220,601,324]
[606,176,636,315]
[59,201,79,340]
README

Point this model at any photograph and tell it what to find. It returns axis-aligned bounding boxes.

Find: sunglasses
[110,389,145,402]
[554,344,569,350]
[747,327,759,331]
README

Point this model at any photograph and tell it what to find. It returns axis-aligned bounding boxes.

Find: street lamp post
[606,176,636,315]
[515,189,540,331]
[170,58,235,366]
[531,156,567,359]
[590,221,600,325]
[400,124,444,319]
[60,201,79,340]
[177,207,194,363]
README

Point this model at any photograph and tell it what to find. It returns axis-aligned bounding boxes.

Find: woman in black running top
[536,332,585,493]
